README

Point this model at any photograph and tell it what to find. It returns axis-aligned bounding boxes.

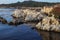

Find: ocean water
[0,8,42,40]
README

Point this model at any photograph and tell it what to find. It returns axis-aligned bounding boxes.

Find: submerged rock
[8,19,24,25]
[8,21,13,25]
[8,22,23,26]
[0,17,7,24]
[1,19,7,24]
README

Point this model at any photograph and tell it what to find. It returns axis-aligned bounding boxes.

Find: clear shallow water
[0,8,42,40]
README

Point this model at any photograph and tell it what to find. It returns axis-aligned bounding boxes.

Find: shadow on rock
[8,21,24,26]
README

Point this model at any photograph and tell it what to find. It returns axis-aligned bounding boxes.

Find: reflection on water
[37,30,60,40]
[0,8,42,40]
[0,24,42,40]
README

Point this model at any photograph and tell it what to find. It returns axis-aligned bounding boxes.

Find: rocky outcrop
[12,9,46,22]
[12,7,60,32]
[13,9,26,18]
[41,6,53,15]
[36,15,60,32]
[25,11,44,21]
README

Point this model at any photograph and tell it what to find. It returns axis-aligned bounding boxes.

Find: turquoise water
[0,8,42,40]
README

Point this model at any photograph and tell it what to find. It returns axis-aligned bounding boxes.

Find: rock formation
[41,6,53,15]
[12,6,60,32]
[12,9,46,22]
[36,15,60,32]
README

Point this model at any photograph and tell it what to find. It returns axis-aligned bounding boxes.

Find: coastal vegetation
[0,1,60,8]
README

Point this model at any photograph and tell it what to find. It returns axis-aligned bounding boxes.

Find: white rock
[25,11,44,21]
[55,25,60,32]
[50,25,57,31]
[36,22,42,29]
[42,24,50,31]
[13,9,26,18]
[36,16,60,32]
[13,9,46,22]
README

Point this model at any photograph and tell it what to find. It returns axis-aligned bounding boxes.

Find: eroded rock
[12,9,26,20]
[36,15,60,32]
[41,6,53,15]
[12,9,45,22]
[12,8,60,32]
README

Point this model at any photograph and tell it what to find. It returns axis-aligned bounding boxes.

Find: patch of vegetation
[0,1,60,8]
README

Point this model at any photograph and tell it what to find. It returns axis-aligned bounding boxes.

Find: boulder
[25,11,45,21]
[36,15,60,32]
[12,9,26,19]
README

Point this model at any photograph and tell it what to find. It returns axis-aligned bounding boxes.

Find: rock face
[13,9,26,19]
[25,11,44,21]
[41,6,53,15]
[12,9,27,23]
[36,15,60,32]
[12,9,46,22]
